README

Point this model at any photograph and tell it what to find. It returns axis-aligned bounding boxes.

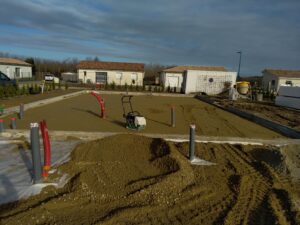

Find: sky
[0,0,299,75]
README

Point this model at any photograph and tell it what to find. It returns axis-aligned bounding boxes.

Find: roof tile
[263,69,300,78]
[162,65,227,73]
[0,57,32,66]
[77,61,144,72]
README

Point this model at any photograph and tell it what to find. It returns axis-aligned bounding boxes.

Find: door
[15,68,20,78]
[95,72,107,84]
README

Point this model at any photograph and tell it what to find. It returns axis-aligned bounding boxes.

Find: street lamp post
[237,51,242,80]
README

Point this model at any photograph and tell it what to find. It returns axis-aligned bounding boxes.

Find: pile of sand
[0,134,299,225]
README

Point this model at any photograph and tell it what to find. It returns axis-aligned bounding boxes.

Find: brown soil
[4,94,281,138]
[0,89,80,108]
[214,97,300,132]
[0,134,298,225]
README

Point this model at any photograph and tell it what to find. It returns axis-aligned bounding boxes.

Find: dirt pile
[0,135,299,225]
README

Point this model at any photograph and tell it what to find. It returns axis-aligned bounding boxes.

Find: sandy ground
[0,89,79,108]
[212,97,300,132]
[0,134,298,225]
[4,94,281,138]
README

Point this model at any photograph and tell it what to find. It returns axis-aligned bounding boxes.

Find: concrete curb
[89,90,194,98]
[2,129,300,146]
[196,95,300,139]
[1,90,86,118]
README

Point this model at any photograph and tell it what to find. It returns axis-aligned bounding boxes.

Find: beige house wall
[78,69,144,86]
[263,72,300,91]
[278,77,300,87]
[0,64,32,79]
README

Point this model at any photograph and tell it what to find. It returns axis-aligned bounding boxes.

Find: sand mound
[0,135,299,225]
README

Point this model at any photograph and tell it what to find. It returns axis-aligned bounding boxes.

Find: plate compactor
[121,95,146,130]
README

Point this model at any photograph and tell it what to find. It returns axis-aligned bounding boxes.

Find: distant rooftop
[263,69,300,78]
[77,61,145,72]
[162,65,227,73]
[0,57,32,66]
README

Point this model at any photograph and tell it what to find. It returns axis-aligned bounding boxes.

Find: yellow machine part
[237,81,250,94]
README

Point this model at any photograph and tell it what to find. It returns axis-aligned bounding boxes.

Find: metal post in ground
[0,119,4,132]
[171,106,176,127]
[10,118,16,129]
[19,104,24,119]
[30,123,42,184]
[189,124,196,161]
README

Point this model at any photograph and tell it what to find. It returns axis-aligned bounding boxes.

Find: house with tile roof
[160,65,237,94]
[262,69,300,91]
[0,57,32,79]
[77,61,145,86]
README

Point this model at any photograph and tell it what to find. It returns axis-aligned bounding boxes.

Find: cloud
[0,0,299,74]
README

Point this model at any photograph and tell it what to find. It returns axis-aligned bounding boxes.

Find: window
[131,73,138,85]
[116,72,122,79]
[84,71,87,76]
[209,78,214,83]
[271,80,275,86]
[286,80,293,86]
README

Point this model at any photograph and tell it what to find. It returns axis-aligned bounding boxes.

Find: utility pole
[237,51,242,80]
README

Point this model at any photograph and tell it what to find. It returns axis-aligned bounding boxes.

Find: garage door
[95,72,107,84]
[167,76,179,87]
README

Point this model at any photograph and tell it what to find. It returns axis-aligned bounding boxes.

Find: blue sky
[0,0,299,75]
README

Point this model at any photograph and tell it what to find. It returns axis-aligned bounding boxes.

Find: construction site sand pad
[0,134,298,225]
[5,94,281,138]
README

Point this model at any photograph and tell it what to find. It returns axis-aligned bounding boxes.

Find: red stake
[90,91,106,118]
[40,120,51,177]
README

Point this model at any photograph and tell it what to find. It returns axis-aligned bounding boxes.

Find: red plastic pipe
[90,92,106,118]
[40,120,51,177]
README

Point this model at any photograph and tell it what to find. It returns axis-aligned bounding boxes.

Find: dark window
[84,71,87,76]
[271,80,275,85]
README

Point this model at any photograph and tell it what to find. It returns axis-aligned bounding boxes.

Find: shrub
[0,86,4,99]
[58,82,61,90]
[21,85,26,95]
[52,82,55,90]
[65,83,69,90]
[25,84,30,95]
[104,83,108,90]
[110,82,116,90]
[4,85,16,97]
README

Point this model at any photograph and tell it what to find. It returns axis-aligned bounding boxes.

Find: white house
[0,57,32,79]
[275,86,300,110]
[77,61,145,86]
[262,69,300,91]
[160,66,237,94]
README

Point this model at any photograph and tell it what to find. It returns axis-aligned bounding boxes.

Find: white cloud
[0,0,299,74]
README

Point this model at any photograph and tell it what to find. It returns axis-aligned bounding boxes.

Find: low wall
[196,95,300,139]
